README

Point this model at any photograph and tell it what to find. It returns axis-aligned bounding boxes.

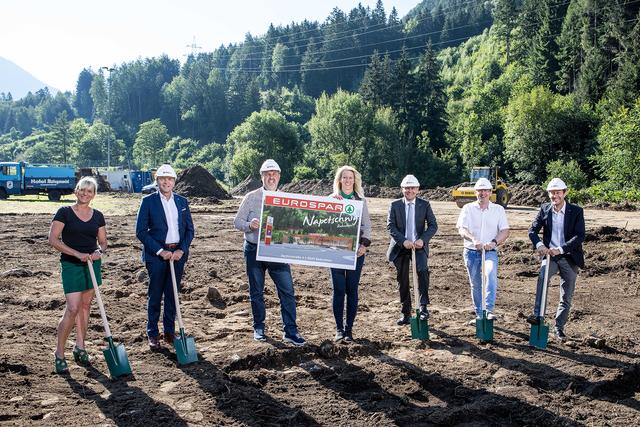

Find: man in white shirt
[456,177,510,323]
[136,164,195,350]
[527,178,585,341]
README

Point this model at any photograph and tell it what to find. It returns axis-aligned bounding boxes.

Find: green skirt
[60,260,102,295]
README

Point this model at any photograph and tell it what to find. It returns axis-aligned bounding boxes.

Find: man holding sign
[233,159,306,346]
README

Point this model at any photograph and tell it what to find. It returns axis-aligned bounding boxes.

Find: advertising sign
[256,191,363,270]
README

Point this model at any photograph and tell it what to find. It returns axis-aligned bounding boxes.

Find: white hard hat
[474,177,493,190]
[156,164,177,179]
[400,174,420,188]
[260,159,281,173]
[546,177,567,191]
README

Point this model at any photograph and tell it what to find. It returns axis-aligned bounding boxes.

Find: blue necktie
[406,203,414,241]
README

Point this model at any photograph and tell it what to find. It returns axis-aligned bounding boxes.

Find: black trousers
[394,248,429,316]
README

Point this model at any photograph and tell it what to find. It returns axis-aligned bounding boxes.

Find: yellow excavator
[451,166,511,208]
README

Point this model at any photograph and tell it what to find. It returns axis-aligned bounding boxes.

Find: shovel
[410,249,429,340]
[529,254,551,349]
[475,248,494,342]
[86,259,132,378]
[169,259,198,365]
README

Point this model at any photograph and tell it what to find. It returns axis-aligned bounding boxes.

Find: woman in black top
[48,176,107,373]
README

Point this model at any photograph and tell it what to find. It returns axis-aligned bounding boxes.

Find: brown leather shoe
[148,335,161,350]
[163,332,177,345]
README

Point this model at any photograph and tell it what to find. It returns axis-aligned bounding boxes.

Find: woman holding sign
[329,166,371,342]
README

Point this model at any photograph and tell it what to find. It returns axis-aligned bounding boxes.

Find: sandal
[54,353,68,374]
[72,346,90,366]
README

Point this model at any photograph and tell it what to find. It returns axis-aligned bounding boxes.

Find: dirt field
[1,195,639,426]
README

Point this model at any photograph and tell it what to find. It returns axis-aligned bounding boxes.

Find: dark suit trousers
[394,248,429,316]
[146,257,186,338]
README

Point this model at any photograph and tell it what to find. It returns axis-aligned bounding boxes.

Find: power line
[198,15,639,75]
[231,0,492,60]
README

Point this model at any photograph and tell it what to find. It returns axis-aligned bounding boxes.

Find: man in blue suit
[527,178,585,341]
[136,164,195,350]
[387,174,438,326]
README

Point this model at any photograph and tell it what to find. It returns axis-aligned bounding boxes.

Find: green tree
[74,121,124,167]
[226,110,300,183]
[73,69,94,121]
[50,111,71,163]
[306,90,402,185]
[133,119,170,168]
[545,159,588,190]
[504,86,597,183]
[593,99,640,189]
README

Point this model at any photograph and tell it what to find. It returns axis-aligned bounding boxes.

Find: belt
[465,248,496,252]
[164,243,179,249]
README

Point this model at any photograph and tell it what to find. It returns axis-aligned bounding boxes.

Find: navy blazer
[135,192,195,263]
[528,201,585,268]
[386,197,438,271]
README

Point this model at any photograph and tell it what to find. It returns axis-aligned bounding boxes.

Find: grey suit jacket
[386,197,438,270]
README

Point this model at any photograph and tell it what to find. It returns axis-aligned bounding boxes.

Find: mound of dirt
[280,179,333,195]
[174,165,231,200]
[230,175,262,196]
[508,183,547,207]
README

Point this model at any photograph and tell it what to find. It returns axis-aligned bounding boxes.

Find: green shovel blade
[410,309,429,340]
[174,329,198,365]
[475,311,494,342]
[103,337,132,378]
[529,317,549,349]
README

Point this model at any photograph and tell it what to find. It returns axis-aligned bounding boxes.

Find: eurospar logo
[265,195,355,214]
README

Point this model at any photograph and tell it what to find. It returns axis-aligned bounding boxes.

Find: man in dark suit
[527,178,585,341]
[136,164,195,350]
[387,174,438,326]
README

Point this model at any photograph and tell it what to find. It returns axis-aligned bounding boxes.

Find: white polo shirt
[456,201,509,250]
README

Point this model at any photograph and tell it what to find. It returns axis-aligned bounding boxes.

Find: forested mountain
[1,0,640,201]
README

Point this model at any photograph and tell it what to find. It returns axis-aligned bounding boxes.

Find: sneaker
[419,307,429,321]
[396,316,411,326]
[254,328,267,342]
[334,330,344,342]
[54,353,68,374]
[526,315,539,325]
[343,331,353,343]
[554,328,567,342]
[283,332,306,346]
[468,316,481,326]
[486,312,495,321]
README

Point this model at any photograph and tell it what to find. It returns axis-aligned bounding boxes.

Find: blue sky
[3,0,417,91]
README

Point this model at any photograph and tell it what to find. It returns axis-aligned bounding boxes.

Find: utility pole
[184,36,202,58]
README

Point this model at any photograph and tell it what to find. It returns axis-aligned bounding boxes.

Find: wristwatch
[491,239,498,246]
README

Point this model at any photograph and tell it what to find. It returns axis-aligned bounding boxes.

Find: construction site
[0,179,639,425]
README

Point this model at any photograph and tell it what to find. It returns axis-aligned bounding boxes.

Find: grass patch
[0,193,143,216]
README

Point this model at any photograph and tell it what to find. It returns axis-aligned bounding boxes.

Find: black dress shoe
[419,307,429,321]
[396,316,410,326]
[526,315,539,325]
[164,332,177,345]
[148,335,161,350]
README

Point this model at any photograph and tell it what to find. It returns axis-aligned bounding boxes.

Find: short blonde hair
[75,176,98,194]
[333,165,364,198]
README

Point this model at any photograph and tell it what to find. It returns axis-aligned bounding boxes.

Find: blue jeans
[533,256,579,331]
[146,258,186,338]
[330,255,365,333]
[244,241,298,335]
[463,249,498,316]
